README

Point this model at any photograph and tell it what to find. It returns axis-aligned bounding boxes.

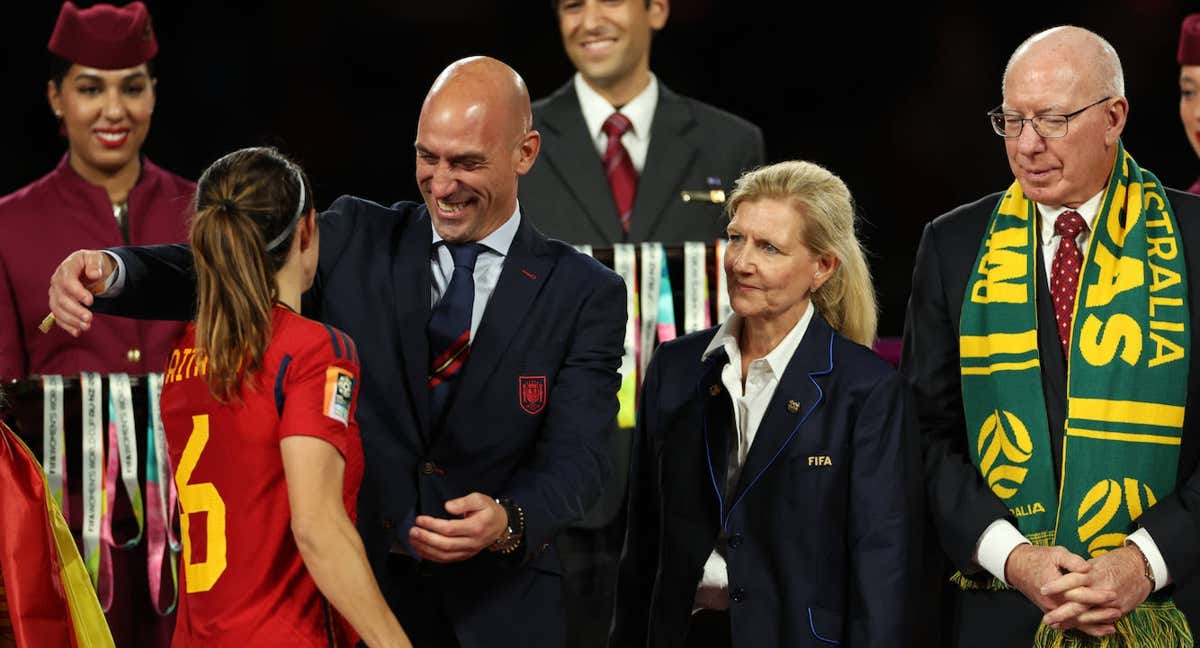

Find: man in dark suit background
[902,26,1200,647]
[47,57,627,648]
[520,0,764,247]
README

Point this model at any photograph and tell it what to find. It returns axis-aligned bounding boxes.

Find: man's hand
[48,250,114,336]
[409,492,508,563]
[1005,544,1095,612]
[1040,545,1152,637]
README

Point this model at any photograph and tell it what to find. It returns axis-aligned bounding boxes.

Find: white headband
[265,165,307,252]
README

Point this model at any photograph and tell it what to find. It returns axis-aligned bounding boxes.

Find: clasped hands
[408,492,509,563]
[1004,543,1153,638]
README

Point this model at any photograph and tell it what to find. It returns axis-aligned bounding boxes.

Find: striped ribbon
[613,244,639,429]
[144,373,179,615]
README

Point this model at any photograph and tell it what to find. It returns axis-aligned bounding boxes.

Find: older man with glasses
[902,25,1200,648]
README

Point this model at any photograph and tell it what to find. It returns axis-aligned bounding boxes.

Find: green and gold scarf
[958,141,1193,647]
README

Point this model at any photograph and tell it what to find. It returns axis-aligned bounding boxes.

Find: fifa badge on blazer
[680,176,726,204]
[519,375,547,414]
[808,455,833,467]
[787,399,801,413]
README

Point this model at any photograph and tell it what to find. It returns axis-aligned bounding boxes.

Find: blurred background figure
[0,1,193,381]
[521,0,764,246]
[0,3,194,646]
[1179,13,1200,194]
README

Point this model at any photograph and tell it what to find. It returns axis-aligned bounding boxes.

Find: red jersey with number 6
[160,306,364,647]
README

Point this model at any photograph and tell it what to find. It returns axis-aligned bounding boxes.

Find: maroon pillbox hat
[47,1,157,70]
[1180,13,1200,65]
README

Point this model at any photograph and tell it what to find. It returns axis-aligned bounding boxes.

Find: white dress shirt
[573,72,658,173]
[429,204,521,341]
[693,302,815,610]
[973,190,1170,591]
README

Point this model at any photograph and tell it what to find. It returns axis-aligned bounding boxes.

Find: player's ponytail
[189,147,313,401]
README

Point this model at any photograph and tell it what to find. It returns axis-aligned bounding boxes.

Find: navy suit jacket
[611,314,922,648]
[96,197,628,648]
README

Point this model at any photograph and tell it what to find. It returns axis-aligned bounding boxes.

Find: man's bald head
[414,57,542,243]
[423,56,533,144]
[999,26,1129,208]
[1003,26,1124,101]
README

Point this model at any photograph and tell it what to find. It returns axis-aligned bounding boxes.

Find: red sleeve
[277,331,361,459]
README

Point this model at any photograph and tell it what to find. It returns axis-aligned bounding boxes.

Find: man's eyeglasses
[987,97,1111,139]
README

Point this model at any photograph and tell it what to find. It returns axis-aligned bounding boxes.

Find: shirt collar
[573,72,659,143]
[701,301,815,376]
[430,202,522,257]
[1036,188,1105,242]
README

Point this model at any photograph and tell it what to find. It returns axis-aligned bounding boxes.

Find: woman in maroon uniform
[158,147,411,647]
[0,1,194,379]
[1180,14,1200,194]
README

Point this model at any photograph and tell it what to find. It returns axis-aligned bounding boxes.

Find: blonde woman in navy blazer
[610,161,922,648]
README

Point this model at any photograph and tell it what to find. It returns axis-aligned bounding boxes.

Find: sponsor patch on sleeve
[322,366,355,425]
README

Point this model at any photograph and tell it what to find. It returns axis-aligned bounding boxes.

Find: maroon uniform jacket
[0,155,194,379]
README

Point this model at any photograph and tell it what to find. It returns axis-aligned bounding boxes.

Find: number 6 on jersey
[176,414,227,592]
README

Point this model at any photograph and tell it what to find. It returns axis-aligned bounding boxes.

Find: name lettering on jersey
[323,366,355,425]
[164,347,209,385]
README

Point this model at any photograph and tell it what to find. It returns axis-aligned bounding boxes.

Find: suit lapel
[698,348,734,518]
[724,316,834,522]
[449,218,555,420]
[629,84,699,243]
[537,82,624,244]
[393,206,434,447]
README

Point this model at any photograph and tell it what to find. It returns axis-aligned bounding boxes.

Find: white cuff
[1126,529,1171,592]
[974,519,1030,585]
[96,250,125,297]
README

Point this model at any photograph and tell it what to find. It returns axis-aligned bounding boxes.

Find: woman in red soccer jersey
[158,147,411,647]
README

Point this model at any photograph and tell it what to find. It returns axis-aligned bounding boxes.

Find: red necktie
[1050,210,1088,354]
[602,112,637,234]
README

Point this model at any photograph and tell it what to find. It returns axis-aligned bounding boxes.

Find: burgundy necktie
[602,112,637,234]
[1050,210,1088,354]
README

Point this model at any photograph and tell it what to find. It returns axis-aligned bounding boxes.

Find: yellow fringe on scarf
[1033,601,1194,648]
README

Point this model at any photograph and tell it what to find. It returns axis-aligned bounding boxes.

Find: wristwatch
[489,497,525,555]
[1127,540,1156,591]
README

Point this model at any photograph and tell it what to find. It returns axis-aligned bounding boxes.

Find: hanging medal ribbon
[574,244,594,257]
[639,243,662,375]
[104,374,145,548]
[144,373,179,615]
[42,375,68,522]
[655,245,677,345]
[612,244,638,429]
[715,239,733,323]
[80,371,105,590]
[96,374,141,610]
[683,242,710,334]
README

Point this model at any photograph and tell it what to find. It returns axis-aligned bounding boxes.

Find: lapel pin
[680,190,727,204]
[521,269,537,280]
[709,384,721,396]
[787,400,800,413]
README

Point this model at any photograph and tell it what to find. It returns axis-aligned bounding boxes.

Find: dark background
[3,0,1198,336]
